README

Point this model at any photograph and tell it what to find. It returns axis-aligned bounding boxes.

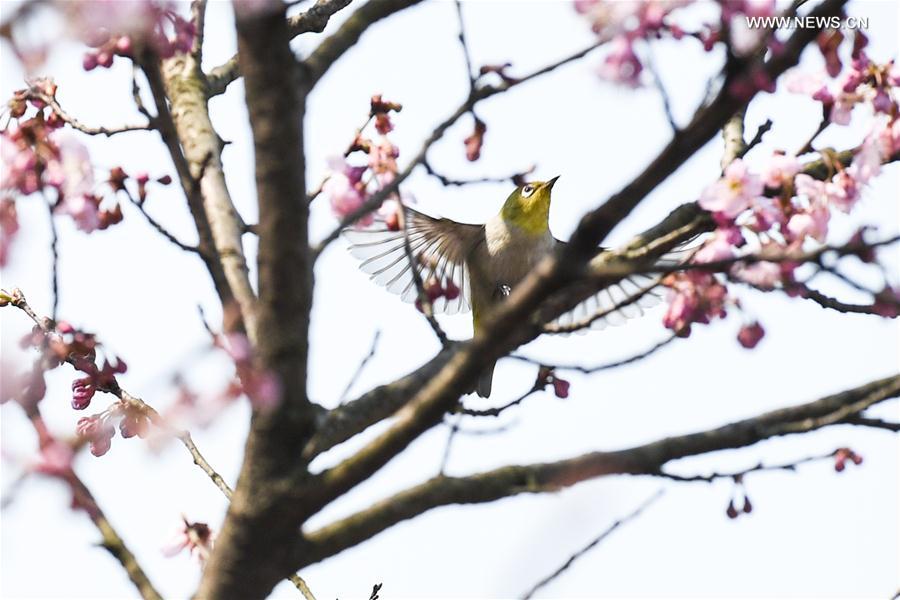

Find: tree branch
[294,0,848,526]
[147,49,258,339]
[206,0,354,96]
[303,0,424,87]
[300,373,899,565]
[522,489,665,599]
[196,2,316,596]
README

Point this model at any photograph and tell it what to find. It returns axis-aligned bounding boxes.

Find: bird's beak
[545,176,560,190]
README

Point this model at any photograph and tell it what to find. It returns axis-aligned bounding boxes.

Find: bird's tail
[476,360,496,398]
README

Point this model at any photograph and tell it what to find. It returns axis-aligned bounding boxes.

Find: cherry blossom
[162,518,215,566]
[761,152,800,189]
[662,271,729,337]
[699,159,763,219]
[323,156,370,224]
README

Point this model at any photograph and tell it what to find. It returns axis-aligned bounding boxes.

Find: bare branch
[138,59,237,309]
[312,36,613,254]
[21,89,152,136]
[120,187,202,254]
[338,330,381,405]
[300,373,899,565]
[207,0,354,96]
[304,0,424,87]
[522,489,665,599]
[658,450,842,482]
[511,335,677,374]
[148,47,259,338]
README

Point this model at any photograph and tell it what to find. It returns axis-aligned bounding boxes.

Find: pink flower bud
[71,377,96,410]
[115,36,133,55]
[552,377,570,399]
[82,53,99,71]
[97,51,113,68]
[737,322,765,349]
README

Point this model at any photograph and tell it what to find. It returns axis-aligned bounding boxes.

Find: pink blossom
[63,194,103,232]
[368,138,399,184]
[694,227,743,263]
[744,196,784,233]
[323,156,370,226]
[784,70,825,95]
[46,132,95,198]
[737,321,765,349]
[847,134,882,187]
[699,159,763,219]
[872,286,900,318]
[162,518,214,566]
[599,36,643,87]
[829,91,860,125]
[730,261,782,289]
[875,117,900,158]
[662,271,728,336]
[786,203,829,243]
[761,152,799,188]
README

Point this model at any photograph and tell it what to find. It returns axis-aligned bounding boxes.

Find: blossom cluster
[3,307,148,457]
[661,30,900,345]
[323,95,404,228]
[787,50,899,126]
[1,81,128,258]
[574,1,782,88]
[67,0,196,70]
[76,400,150,457]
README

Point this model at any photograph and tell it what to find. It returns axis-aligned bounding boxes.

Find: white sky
[1,0,898,598]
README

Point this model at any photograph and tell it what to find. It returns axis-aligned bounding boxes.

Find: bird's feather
[343,206,484,315]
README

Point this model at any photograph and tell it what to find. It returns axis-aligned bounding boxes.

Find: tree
[1,0,898,598]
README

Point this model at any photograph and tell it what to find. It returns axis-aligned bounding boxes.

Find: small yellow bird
[345,177,661,397]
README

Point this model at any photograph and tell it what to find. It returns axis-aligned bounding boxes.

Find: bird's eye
[521,184,535,197]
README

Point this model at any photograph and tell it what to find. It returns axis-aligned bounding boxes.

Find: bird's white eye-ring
[521,184,535,197]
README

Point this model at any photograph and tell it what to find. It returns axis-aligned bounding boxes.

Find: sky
[1,0,898,598]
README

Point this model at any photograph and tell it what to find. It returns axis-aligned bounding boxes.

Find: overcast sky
[1,1,898,598]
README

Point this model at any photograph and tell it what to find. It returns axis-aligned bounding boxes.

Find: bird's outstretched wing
[342,206,484,315]
[550,239,695,333]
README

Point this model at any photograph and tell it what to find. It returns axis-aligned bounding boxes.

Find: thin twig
[24,89,151,136]
[422,159,533,187]
[438,413,462,474]
[312,36,611,255]
[120,187,202,254]
[657,450,840,482]
[455,0,476,88]
[338,330,381,405]
[842,416,900,432]
[739,118,773,158]
[458,383,543,418]
[644,45,678,132]
[511,335,677,374]
[45,196,59,321]
[521,489,665,599]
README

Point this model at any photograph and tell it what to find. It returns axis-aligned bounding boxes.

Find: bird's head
[500,176,559,235]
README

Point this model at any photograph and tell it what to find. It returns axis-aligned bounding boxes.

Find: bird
[343,177,664,397]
